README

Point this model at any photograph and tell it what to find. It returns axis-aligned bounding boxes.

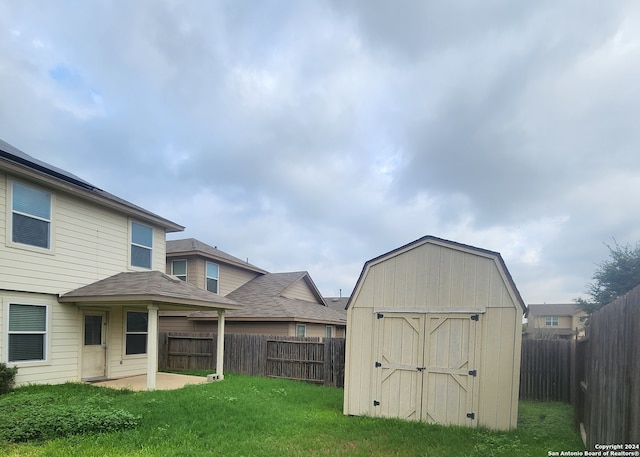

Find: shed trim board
[344,236,524,431]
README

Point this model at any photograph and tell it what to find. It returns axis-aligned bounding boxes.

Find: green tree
[576,240,640,313]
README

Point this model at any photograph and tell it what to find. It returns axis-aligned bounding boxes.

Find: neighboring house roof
[59,271,242,310]
[0,139,184,232]
[167,238,268,274]
[346,235,527,312]
[324,296,349,312]
[526,303,584,318]
[189,272,346,325]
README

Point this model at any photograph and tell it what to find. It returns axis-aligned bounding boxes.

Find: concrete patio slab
[91,372,209,391]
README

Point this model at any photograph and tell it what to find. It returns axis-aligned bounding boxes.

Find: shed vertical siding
[345,237,523,430]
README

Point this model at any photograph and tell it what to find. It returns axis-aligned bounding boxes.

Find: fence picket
[159,332,345,387]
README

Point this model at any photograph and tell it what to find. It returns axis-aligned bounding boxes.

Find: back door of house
[373,312,480,426]
[81,312,107,380]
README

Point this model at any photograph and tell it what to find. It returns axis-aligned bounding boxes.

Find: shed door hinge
[470,314,479,321]
[468,370,477,376]
[375,361,382,368]
[467,412,475,420]
[376,313,384,319]
[373,400,380,406]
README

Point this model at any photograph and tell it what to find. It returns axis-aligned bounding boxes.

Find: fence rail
[158,332,345,387]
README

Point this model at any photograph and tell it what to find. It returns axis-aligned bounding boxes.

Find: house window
[206,261,219,294]
[171,259,187,281]
[131,222,153,269]
[296,324,306,337]
[125,311,148,355]
[545,316,559,327]
[11,181,52,249]
[326,325,333,338]
[8,303,48,362]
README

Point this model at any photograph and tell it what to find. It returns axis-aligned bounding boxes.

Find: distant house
[160,239,346,337]
[524,303,587,340]
[0,139,240,389]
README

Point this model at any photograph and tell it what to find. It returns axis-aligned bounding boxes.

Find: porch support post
[216,310,225,380]
[147,303,159,390]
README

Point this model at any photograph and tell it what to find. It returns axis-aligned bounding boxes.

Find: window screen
[8,304,47,362]
[131,222,152,268]
[172,260,187,281]
[206,261,219,293]
[126,311,148,355]
[12,182,51,249]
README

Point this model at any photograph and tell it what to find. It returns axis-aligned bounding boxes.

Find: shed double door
[373,312,481,427]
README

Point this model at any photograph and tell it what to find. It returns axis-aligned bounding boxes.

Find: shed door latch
[468,370,477,376]
[467,412,475,420]
[416,367,426,372]
[373,400,380,406]
[470,314,479,321]
[376,313,384,319]
[375,361,382,368]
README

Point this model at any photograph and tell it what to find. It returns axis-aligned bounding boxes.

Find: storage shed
[343,236,526,430]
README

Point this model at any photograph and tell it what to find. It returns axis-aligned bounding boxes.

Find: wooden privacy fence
[519,339,572,402]
[574,285,640,450]
[158,332,345,387]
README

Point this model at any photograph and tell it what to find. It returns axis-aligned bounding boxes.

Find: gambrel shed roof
[347,235,526,313]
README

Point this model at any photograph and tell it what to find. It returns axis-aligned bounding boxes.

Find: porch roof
[59,270,242,311]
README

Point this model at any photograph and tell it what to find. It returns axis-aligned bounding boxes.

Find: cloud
[1,1,640,304]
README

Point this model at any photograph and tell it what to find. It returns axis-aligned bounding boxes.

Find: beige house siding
[1,172,168,296]
[283,279,318,302]
[220,265,260,296]
[166,256,259,296]
[1,292,80,385]
[344,238,523,431]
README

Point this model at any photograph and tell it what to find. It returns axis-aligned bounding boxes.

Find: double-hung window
[131,222,153,269]
[296,324,306,337]
[206,261,219,294]
[125,311,148,355]
[8,304,48,362]
[11,181,52,249]
[171,259,187,281]
[545,316,559,327]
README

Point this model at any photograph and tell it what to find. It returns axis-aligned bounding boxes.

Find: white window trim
[123,309,148,358]
[129,220,153,270]
[6,302,51,366]
[545,316,559,327]
[325,325,333,338]
[296,323,306,337]
[205,261,219,294]
[171,259,187,281]
[6,179,55,254]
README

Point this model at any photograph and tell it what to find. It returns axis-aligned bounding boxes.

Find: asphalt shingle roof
[190,272,346,324]
[59,270,241,310]
[167,238,267,273]
[527,303,583,317]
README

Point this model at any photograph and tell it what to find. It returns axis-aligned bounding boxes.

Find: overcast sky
[2,1,639,303]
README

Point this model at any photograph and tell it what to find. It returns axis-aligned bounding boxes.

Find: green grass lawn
[0,372,583,456]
